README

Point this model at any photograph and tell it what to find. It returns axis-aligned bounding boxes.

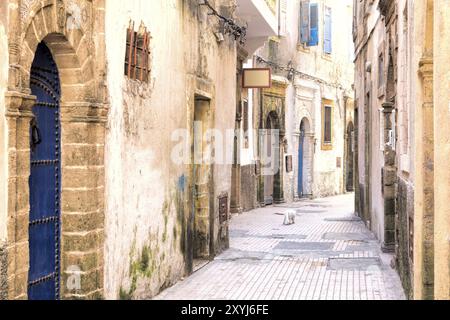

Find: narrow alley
[155,194,405,300]
[1,0,448,302]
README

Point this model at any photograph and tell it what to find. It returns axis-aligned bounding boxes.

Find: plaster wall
[0,0,9,243]
[104,0,236,299]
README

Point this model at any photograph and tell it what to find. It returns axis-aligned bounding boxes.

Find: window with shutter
[308,3,319,46]
[324,7,332,54]
[299,1,310,44]
[279,0,287,36]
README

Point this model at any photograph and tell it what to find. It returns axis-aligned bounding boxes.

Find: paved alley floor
[155,194,406,300]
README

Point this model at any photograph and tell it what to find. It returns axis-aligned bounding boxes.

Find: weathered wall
[432,0,450,300]
[356,0,449,300]
[344,98,355,193]
[354,0,386,242]
[256,0,355,201]
[239,60,258,212]
[104,0,236,299]
[394,0,414,299]
[240,164,257,212]
[291,0,355,199]
[368,9,385,245]
[397,176,414,298]
[0,0,9,243]
[0,0,9,300]
[412,0,435,300]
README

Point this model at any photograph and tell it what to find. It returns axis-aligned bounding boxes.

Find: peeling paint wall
[104,0,236,299]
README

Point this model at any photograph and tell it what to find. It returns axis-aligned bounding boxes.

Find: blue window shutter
[308,3,319,46]
[300,1,310,44]
[324,7,332,54]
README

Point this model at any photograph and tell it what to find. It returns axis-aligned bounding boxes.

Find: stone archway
[4,0,107,300]
[261,110,284,205]
[258,80,287,206]
[296,117,313,198]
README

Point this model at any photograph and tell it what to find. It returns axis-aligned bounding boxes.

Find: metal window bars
[125,21,151,82]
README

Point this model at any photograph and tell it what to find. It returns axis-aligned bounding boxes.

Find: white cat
[283,210,296,225]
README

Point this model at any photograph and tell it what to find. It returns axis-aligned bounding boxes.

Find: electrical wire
[255,55,347,91]
[200,0,247,45]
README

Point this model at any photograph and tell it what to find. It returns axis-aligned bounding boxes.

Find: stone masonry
[3,0,108,299]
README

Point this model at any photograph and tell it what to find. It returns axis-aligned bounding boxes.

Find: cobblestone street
[155,194,406,300]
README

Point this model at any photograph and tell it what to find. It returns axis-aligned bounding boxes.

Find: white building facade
[249,0,355,205]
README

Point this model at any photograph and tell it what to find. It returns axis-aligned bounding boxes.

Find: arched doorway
[298,120,306,197]
[4,0,107,299]
[346,122,355,192]
[27,43,61,300]
[263,111,281,205]
[297,118,312,198]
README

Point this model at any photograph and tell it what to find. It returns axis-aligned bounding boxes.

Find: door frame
[298,122,305,197]
[3,0,108,299]
[192,95,214,260]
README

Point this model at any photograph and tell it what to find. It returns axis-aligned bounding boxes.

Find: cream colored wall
[240,60,256,167]
[353,0,386,241]
[104,0,236,299]
[259,0,355,200]
[369,16,385,242]
[433,0,450,300]
[412,0,427,300]
[397,0,414,178]
[0,2,9,243]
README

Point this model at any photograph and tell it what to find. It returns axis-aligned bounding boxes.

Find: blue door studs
[28,42,61,300]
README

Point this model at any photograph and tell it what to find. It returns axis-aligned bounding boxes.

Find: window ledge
[321,143,333,151]
[322,53,333,61]
[297,43,311,53]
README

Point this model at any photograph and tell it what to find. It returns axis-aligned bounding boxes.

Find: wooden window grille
[125,22,150,82]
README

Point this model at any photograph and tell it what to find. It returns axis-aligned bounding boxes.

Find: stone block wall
[3,0,108,300]
[396,176,413,299]
[240,164,257,212]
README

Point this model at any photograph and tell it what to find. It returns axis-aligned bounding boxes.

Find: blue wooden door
[298,130,305,197]
[28,43,61,300]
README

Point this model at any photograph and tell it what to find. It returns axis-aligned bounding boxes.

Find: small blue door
[298,130,305,197]
[28,43,61,300]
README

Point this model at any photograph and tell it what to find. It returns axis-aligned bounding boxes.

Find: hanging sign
[242,68,272,89]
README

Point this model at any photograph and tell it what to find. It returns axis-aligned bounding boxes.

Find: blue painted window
[324,7,332,54]
[299,2,319,47]
[299,1,310,44]
[308,3,319,46]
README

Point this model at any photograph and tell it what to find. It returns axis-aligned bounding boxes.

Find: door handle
[30,119,42,149]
